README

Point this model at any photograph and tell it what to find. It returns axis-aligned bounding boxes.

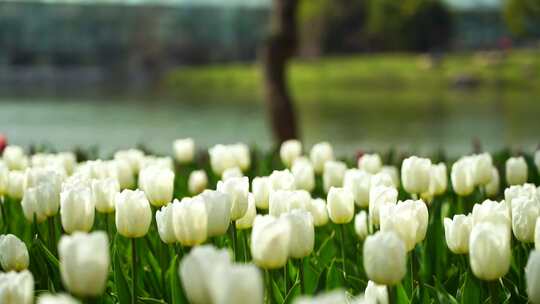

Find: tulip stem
[339,224,347,282]
[230,222,238,261]
[298,258,305,294]
[264,269,272,304]
[284,261,289,294]
[48,217,56,255]
[388,285,397,304]
[0,196,7,233]
[487,280,499,303]
[242,230,249,262]
[131,238,138,304]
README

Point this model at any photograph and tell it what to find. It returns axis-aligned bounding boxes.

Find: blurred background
[1,0,539,157]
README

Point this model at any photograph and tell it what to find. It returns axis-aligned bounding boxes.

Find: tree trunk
[262,0,299,144]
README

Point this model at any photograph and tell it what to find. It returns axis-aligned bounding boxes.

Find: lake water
[1,93,539,157]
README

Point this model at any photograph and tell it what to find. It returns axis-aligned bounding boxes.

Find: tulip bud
[526,250,540,304]
[21,187,46,223]
[0,162,8,196]
[61,186,95,233]
[354,211,368,240]
[222,167,243,180]
[369,185,398,226]
[370,171,395,189]
[0,234,29,271]
[237,193,256,230]
[280,139,302,168]
[139,166,174,207]
[381,166,400,187]
[114,149,144,174]
[443,214,472,254]
[217,176,249,221]
[327,187,354,224]
[472,199,510,227]
[2,145,28,171]
[7,170,24,199]
[506,156,528,185]
[109,159,135,189]
[364,231,407,285]
[429,163,447,196]
[310,142,334,174]
[230,143,251,172]
[379,200,427,251]
[358,153,382,174]
[173,197,207,246]
[451,157,475,196]
[306,198,329,227]
[471,153,493,186]
[91,178,119,213]
[115,189,152,238]
[485,167,500,198]
[469,222,511,281]
[251,215,291,269]
[200,190,231,237]
[269,169,295,191]
[291,158,315,192]
[188,170,208,195]
[58,231,109,297]
[179,245,231,304]
[209,144,236,176]
[0,270,34,304]
[58,152,77,176]
[401,156,431,195]
[282,209,314,259]
[343,169,371,207]
[37,293,81,304]
[156,203,176,244]
[511,196,540,242]
[505,183,536,206]
[323,161,346,193]
[252,176,272,209]
[364,281,388,304]
[173,138,195,164]
[210,263,264,304]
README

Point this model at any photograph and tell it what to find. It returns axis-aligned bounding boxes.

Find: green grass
[163,49,540,105]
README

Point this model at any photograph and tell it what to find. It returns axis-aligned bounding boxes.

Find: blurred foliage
[503,0,540,36]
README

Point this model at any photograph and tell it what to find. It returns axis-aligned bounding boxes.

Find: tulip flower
[485,167,500,198]
[0,270,34,304]
[370,171,395,189]
[282,209,314,259]
[115,189,152,238]
[251,215,291,269]
[354,210,368,240]
[429,163,448,196]
[21,185,56,224]
[2,145,28,171]
[526,250,540,304]
[469,222,511,281]
[269,169,295,191]
[114,149,145,174]
[91,177,119,213]
[379,200,427,251]
[200,190,231,237]
[381,165,400,187]
[7,170,24,199]
[37,293,81,304]
[291,158,315,192]
[269,190,293,217]
[109,159,135,189]
[236,193,256,230]
[444,214,473,254]
[0,234,29,271]
[364,281,388,304]
[217,176,249,221]
[210,263,264,304]
[156,203,176,244]
[471,153,493,186]
[511,196,540,242]
[326,187,354,224]
[58,231,110,297]
[188,170,208,195]
[506,156,528,185]
[222,167,243,180]
[172,197,208,246]
[252,176,272,209]
[536,218,540,250]
[139,166,174,207]
[401,156,431,195]
[306,198,329,227]
[323,160,346,193]
[358,153,382,174]
[451,157,475,196]
[179,245,231,304]
[344,169,371,207]
[472,199,510,228]
[209,144,237,176]
[364,231,407,285]
[310,142,334,174]
[369,185,398,226]
[230,143,251,172]
[280,139,302,168]
[173,138,195,164]
[60,186,95,233]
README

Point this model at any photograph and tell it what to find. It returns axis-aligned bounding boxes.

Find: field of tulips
[1,139,540,304]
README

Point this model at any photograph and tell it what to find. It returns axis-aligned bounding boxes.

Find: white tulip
[511,196,540,242]
[381,166,400,187]
[369,185,398,226]
[444,214,473,254]
[469,222,511,281]
[506,156,528,185]
[252,176,272,209]
[173,138,195,164]
[363,231,407,285]
[344,169,371,207]
[280,139,302,168]
[370,171,395,189]
[114,149,144,174]
[179,245,231,304]
[0,270,34,304]
[230,143,251,172]
[0,234,29,271]
[7,171,24,199]
[354,211,368,240]
[209,144,237,176]
[188,170,208,195]
[2,145,28,171]
[269,169,295,191]
[200,190,232,237]
[282,209,314,258]
[210,263,264,304]
[115,189,152,238]
[91,178,119,213]
[306,198,329,227]
[139,166,174,207]
[251,215,291,269]
[364,280,388,304]
[326,187,354,224]
[21,182,60,221]
[60,186,95,233]
[472,153,493,186]
[291,158,315,192]
[526,250,540,304]
[156,203,176,244]
[217,176,249,221]
[222,167,243,181]
[37,293,81,304]
[379,200,425,251]
[173,197,207,246]
[358,154,382,174]
[109,159,135,189]
[451,157,475,196]
[472,199,511,228]
[310,142,334,174]
[401,156,431,195]
[429,163,447,196]
[58,231,109,297]
[536,218,540,250]
[21,187,46,223]
[323,161,346,193]
[237,193,256,230]
[485,167,500,198]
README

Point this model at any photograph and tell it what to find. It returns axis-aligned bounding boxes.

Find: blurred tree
[503,0,540,36]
